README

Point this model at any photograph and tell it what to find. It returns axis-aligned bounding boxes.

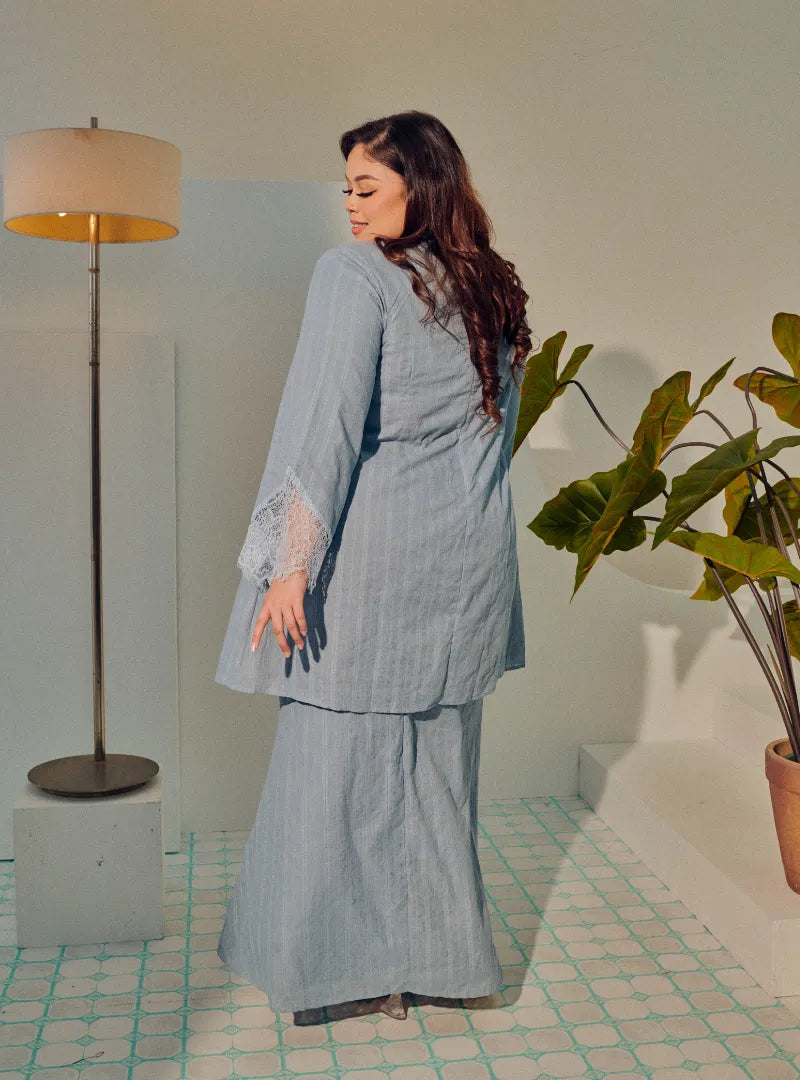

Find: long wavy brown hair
[340,110,532,433]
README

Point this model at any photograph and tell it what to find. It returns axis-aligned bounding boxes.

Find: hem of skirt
[217,945,504,1014]
[213,671,506,714]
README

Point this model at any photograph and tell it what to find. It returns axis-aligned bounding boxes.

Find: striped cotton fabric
[216,694,504,1012]
[215,239,526,713]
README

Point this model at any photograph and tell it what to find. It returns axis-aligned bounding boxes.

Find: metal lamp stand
[26,118,160,798]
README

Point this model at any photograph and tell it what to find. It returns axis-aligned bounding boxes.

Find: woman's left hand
[251,571,309,658]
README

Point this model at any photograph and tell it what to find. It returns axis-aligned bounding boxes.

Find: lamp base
[27,754,160,798]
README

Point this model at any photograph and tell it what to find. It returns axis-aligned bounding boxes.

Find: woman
[215,110,532,1025]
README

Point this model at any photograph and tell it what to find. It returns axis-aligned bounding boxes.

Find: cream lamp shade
[3,126,181,241]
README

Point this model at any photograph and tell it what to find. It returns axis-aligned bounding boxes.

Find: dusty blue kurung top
[215,239,526,712]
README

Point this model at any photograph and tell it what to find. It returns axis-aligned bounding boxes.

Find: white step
[578,737,800,997]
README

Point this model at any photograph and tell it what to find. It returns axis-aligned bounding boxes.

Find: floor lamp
[2,117,181,798]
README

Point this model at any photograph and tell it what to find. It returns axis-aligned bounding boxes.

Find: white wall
[2,1,800,832]
[0,331,180,857]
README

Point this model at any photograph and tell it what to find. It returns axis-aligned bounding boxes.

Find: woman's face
[343,143,407,242]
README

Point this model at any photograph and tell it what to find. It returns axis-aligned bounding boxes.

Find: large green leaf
[630,372,693,455]
[529,463,659,555]
[668,530,800,587]
[572,369,700,594]
[628,361,734,457]
[784,600,800,661]
[560,341,594,386]
[691,562,746,601]
[652,432,800,547]
[572,440,667,595]
[693,357,736,410]
[694,476,800,600]
[627,365,739,601]
[722,470,753,534]
[773,313,800,378]
[733,478,800,542]
[513,331,593,455]
[732,371,800,428]
[693,470,753,599]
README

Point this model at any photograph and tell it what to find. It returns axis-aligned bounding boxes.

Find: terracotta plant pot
[765,738,800,893]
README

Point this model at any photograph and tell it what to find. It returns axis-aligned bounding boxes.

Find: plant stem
[761,498,800,740]
[659,440,720,462]
[756,463,800,612]
[761,458,800,505]
[560,380,632,456]
[706,560,799,755]
[736,574,796,717]
[728,365,800,748]
[736,441,800,744]
[760,477,800,598]
[693,409,735,440]
[741,365,795,429]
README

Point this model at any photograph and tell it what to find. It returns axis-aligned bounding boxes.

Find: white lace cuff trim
[237,466,331,593]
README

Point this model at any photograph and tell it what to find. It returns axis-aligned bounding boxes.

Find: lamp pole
[88,117,106,762]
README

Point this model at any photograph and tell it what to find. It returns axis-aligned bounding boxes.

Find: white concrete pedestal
[578,737,800,997]
[13,772,165,947]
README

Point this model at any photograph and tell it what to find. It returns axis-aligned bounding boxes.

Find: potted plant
[512,313,800,892]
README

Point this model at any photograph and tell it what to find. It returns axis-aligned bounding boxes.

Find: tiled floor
[2,795,800,1079]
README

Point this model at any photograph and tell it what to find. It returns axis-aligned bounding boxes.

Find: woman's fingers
[251,600,272,652]
[271,615,290,658]
[251,581,308,657]
[280,608,305,654]
[292,597,308,639]
[269,608,303,658]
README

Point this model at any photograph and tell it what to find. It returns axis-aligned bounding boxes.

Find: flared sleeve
[236,246,384,594]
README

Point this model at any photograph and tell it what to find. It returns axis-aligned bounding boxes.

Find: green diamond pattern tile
[1,797,799,1079]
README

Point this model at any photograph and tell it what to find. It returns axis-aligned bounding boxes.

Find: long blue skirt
[216,695,504,1013]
